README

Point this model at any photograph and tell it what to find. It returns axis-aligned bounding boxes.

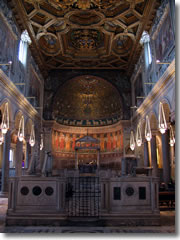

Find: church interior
[0,0,175,233]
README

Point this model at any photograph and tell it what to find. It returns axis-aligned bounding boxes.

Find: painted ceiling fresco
[9,0,160,77]
[52,75,123,126]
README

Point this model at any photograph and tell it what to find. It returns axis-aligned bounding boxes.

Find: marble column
[150,134,158,177]
[34,129,41,175]
[143,141,149,167]
[97,149,100,169]
[25,138,31,169]
[161,130,171,187]
[170,146,175,181]
[15,139,23,177]
[75,150,78,169]
[1,129,11,194]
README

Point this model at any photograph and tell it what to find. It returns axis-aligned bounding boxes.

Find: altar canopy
[75,135,100,169]
[75,135,100,150]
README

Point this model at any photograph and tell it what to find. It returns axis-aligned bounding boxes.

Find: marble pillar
[34,129,41,175]
[25,139,31,169]
[151,135,158,177]
[170,146,175,181]
[75,150,78,169]
[15,139,23,177]
[97,150,100,169]
[161,131,171,186]
[143,141,149,167]
[1,129,11,194]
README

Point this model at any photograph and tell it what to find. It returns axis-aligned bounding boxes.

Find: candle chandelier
[29,124,35,147]
[0,101,43,150]
[40,134,44,150]
[136,123,142,147]
[18,116,24,142]
[130,102,174,151]
[169,125,175,147]
[145,115,152,142]
[1,102,9,134]
[130,130,135,151]
[158,102,167,134]
[0,129,4,145]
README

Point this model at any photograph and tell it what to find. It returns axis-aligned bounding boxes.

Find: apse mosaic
[52,75,123,126]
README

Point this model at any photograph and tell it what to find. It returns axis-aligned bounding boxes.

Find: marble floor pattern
[0,198,175,234]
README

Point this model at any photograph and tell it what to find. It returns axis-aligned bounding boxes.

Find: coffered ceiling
[9,0,160,77]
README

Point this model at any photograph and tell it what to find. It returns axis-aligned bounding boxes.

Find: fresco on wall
[155,12,174,61]
[52,129,123,154]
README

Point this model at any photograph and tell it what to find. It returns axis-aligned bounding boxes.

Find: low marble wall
[6,173,160,226]
[7,176,66,214]
[100,176,159,213]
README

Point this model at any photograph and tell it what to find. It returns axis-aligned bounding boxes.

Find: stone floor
[0,198,176,234]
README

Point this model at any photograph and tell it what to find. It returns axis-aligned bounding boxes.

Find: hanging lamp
[145,115,152,141]
[0,128,4,145]
[29,124,35,147]
[18,116,24,142]
[159,102,167,134]
[130,130,135,151]
[136,123,142,147]
[1,102,9,134]
[40,134,43,150]
[169,125,175,147]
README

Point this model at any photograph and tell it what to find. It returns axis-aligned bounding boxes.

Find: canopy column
[75,149,78,170]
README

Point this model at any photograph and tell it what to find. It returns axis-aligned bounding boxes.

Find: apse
[52,75,123,126]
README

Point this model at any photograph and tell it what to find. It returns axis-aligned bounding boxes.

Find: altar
[75,135,100,169]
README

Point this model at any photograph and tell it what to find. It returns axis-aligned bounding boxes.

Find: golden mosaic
[52,75,123,126]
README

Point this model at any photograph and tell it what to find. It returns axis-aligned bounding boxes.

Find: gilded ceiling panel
[10,0,160,76]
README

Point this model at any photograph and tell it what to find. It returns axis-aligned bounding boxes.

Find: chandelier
[18,116,24,142]
[29,124,35,147]
[158,102,167,134]
[136,123,142,147]
[0,128,4,145]
[1,102,9,134]
[145,115,152,142]
[40,134,44,150]
[169,125,175,147]
[130,130,135,151]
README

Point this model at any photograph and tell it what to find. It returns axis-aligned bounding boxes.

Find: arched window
[140,31,152,69]
[18,30,31,66]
